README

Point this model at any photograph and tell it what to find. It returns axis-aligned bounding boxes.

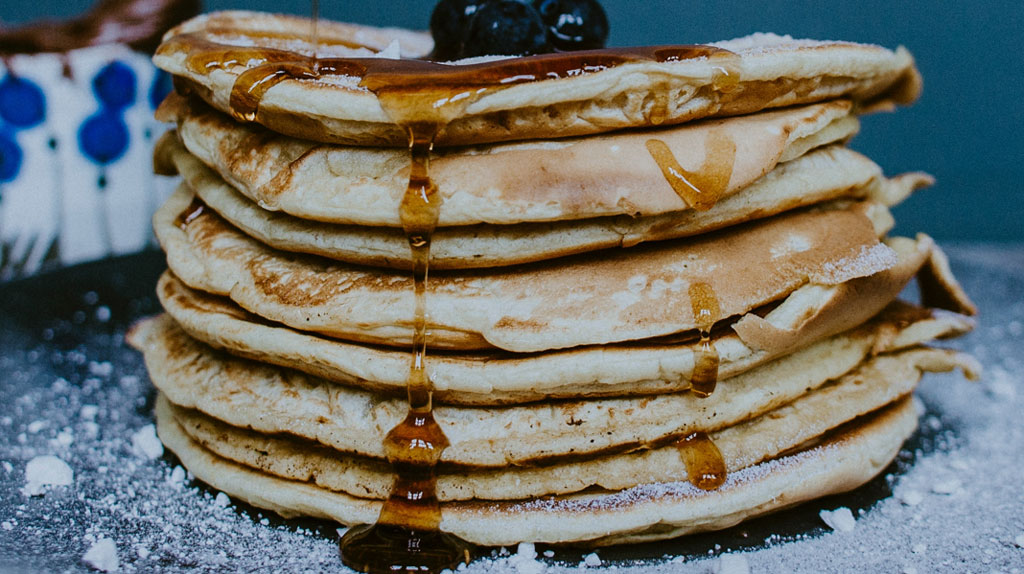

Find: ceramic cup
[0,46,176,278]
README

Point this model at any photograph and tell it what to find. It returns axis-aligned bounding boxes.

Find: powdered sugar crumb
[82,537,119,572]
[22,455,74,496]
[372,40,402,60]
[214,492,232,508]
[88,361,114,378]
[506,542,544,574]
[168,465,187,487]
[819,507,856,533]
[80,405,99,421]
[131,424,164,460]
[582,553,602,567]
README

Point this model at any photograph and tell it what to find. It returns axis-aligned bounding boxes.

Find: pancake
[129,308,977,468]
[154,192,905,352]
[160,342,975,502]
[154,12,920,146]
[156,392,922,546]
[154,264,973,404]
[160,133,931,270]
[158,96,863,226]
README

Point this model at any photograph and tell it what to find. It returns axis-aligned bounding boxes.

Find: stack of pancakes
[130,11,980,548]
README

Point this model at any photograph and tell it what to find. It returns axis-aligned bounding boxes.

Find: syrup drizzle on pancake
[676,431,727,490]
[337,121,474,573]
[646,65,738,126]
[158,30,740,138]
[647,85,671,126]
[309,0,320,67]
[163,21,746,569]
[688,282,721,397]
[645,131,737,211]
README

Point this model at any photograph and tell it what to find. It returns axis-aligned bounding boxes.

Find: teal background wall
[3,0,1020,242]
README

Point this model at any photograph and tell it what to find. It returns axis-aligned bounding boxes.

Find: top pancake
[154,11,921,146]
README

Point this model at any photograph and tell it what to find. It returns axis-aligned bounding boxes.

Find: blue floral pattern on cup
[2,52,176,278]
[149,69,173,111]
[0,74,46,184]
[78,61,136,166]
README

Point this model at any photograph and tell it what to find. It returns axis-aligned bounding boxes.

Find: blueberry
[463,1,550,58]
[0,75,46,129]
[533,0,608,51]
[92,61,137,110]
[430,0,492,61]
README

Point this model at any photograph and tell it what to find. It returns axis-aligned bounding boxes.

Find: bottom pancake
[156,395,919,547]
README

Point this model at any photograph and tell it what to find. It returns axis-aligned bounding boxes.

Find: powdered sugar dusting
[714,554,750,574]
[816,243,898,284]
[0,247,1020,573]
[711,33,879,56]
[496,446,829,515]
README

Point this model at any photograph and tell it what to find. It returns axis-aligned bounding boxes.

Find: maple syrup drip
[339,408,471,573]
[645,130,737,211]
[339,126,473,572]
[676,431,727,490]
[229,61,319,122]
[309,0,320,71]
[174,198,206,229]
[648,83,669,126]
[709,55,742,93]
[688,282,721,398]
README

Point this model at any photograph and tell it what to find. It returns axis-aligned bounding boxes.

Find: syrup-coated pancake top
[154,11,921,146]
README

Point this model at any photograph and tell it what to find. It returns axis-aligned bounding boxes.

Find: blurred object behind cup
[0,0,200,279]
